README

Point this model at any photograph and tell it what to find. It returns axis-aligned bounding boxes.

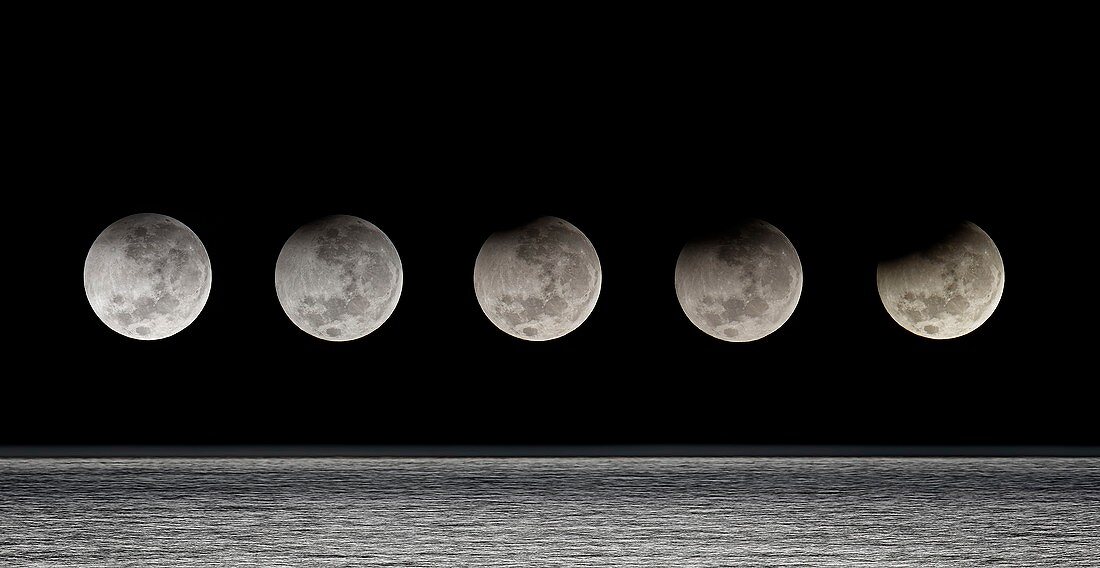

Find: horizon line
[2,445,1099,458]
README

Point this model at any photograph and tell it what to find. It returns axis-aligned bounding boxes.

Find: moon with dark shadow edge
[473,217,602,341]
[675,219,803,342]
[275,215,402,341]
[877,221,1004,339]
[84,213,212,340]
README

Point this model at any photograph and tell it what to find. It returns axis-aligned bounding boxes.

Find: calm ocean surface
[1,458,1097,566]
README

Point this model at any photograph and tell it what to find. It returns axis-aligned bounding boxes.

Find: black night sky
[6,17,1089,448]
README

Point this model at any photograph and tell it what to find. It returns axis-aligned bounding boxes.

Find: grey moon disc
[473,217,602,341]
[877,221,1004,339]
[675,220,803,342]
[275,215,402,341]
[84,213,212,340]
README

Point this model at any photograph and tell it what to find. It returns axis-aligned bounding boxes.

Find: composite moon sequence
[81,214,1004,343]
[675,220,803,342]
[84,213,212,340]
[877,221,1004,339]
[474,217,602,341]
[275,215,403,341]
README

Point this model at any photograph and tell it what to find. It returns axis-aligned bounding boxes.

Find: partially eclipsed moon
[877,221,1004,339]
[275,215,402,341]
[675,219,803,342]
[84,213,212,340]
[473,217,602,341]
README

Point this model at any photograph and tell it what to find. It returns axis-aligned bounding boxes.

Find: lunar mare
[877,222,1003,339]
[275,215,402,341]
[473,217,602,341]
[84,213,212,340]
[675,220,803,342]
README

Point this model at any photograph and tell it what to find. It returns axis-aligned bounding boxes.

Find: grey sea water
[1,458,1097,567]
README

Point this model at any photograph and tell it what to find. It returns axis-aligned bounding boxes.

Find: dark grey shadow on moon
[875,219,977,263]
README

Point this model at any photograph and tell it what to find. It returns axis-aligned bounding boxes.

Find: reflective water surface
[1,458,1097,566]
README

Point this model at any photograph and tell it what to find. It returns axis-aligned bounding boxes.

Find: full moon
[84,213,212,340]
[275,215,402,341]
[473,217,602,341]
[675,219,803,342]
[877,221,1004,339]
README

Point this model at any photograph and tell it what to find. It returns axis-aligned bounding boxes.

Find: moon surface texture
[84,213,212,340]
[675,220,803,342]
[474,217,602,341]
[275,215,402,341]
[877,221,1004,339]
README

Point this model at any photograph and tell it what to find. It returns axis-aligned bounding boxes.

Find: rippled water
[1,458,1098,566]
